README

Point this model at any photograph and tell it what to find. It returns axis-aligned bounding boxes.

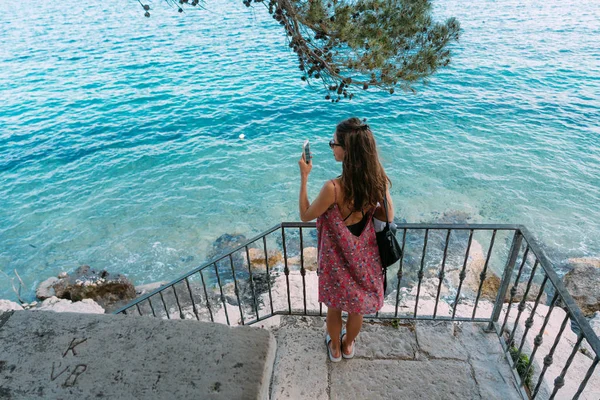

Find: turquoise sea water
[1,0,599,300]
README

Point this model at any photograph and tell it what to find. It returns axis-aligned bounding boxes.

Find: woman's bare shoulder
[325,178,343,207]
[317,180,336,202]
[324,178,343,192]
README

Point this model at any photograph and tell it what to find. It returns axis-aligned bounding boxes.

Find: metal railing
[114,223,599,400]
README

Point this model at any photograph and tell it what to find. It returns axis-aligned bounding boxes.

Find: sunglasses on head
[329,140,343,149]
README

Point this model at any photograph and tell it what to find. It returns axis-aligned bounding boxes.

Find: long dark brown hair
[336,117,390,211]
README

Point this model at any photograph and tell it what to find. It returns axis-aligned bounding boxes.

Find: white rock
[0,299,24,314]
[21,301,39,310]
[388,296,453,319]
[36,277,59,300]
[58,272,68,279]
[33,296,105,314]
[262,270,321,315]
[452,299,495,320]
[135,281,168,296]
[408,277,449,299]
[444,239,487,295]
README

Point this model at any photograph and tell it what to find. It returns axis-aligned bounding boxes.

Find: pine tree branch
[140,0,460,102]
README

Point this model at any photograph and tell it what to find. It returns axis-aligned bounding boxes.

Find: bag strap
[382,195,391,229]
[381,194,392,291]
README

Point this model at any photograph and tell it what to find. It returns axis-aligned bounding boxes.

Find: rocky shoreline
[1,239,599,322]
[1,237,599,398]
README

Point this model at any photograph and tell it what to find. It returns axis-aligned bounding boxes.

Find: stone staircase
[267,315,522,400]
[0,310,523,399]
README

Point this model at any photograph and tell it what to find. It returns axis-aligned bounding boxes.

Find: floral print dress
[316,181,384,315]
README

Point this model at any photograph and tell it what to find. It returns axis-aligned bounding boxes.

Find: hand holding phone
[303,140,311,164]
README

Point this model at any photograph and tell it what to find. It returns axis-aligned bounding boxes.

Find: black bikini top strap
[343,207,366,222]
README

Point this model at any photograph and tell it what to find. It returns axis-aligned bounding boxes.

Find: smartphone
[303,140,311,164]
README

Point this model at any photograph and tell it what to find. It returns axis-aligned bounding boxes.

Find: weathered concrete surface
[355,320,418,359]
[0,311,276,400]
[268,316,522,400]
[416,321,468,361]
[331,359,478,399]
[269,316,328,400]
[452,322,521,400]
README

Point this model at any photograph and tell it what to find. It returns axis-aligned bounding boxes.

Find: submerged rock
[426,209,475,225]
[207,233,253,281]
[207,233,248,261]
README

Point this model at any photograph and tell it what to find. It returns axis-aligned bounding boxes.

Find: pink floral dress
[316,181,384,315]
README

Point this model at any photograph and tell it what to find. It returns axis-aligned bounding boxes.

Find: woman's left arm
[298,154,335,222]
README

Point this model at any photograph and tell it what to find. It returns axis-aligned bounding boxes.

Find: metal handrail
[519,226,600,358]
[113,222,599,400]
[113,222,287,314]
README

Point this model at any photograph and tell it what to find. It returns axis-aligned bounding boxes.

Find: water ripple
[1,0,599,299]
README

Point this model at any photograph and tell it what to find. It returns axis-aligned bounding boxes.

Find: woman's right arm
[373,186,394,222]
[298,153,335,222]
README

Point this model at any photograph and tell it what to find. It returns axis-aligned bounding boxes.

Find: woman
[298,117,393,362]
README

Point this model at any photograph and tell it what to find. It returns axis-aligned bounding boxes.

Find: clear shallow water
[1,0,599,300]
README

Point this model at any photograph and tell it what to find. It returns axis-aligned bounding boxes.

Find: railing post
[486,230,523,332]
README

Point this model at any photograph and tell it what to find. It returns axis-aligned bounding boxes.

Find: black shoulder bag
[375,197,402,291]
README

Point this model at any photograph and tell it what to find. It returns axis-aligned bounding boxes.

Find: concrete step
[0,311,276,399]
[268,316,523,400]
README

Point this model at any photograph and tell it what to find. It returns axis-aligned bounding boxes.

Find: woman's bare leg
[342,313,363,355]
[326,307,343,358]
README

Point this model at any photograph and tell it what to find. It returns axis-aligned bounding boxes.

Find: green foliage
[391,318,400,329]
[138,0,460,102]
[509,346,534,388]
